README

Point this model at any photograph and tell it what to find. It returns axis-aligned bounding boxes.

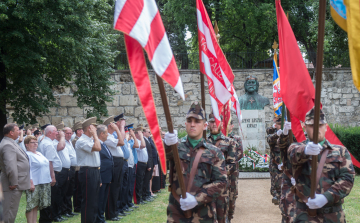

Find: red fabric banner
[124,35,167,174]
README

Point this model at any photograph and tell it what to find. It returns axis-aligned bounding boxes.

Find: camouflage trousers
[279,178,295,223]
[167,193,216,223]
[270,163,282,198]
[228,169,238,220]
[214,180,229,223]
[293,202,346,223]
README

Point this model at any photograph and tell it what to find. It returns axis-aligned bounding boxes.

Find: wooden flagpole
[201,73,206,138]
[156,76,192,218]
[308,0,326,217]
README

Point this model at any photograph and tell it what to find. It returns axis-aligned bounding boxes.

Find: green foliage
[177,129,188,139]
[329,124,360,174]
[0,0,119,123]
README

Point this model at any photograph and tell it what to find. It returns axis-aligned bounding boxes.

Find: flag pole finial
[272,40,279,50]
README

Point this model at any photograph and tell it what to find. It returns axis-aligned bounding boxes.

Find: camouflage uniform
[207,132,239,222]
[288,108,355,223]
[278,133,296,223]
[166,102,228,223]
[228,132,243,217]
[266,126,282,203]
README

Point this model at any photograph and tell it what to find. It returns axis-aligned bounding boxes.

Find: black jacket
[144,137,153,169]
[99,143,114,184]
[149,137,158,166]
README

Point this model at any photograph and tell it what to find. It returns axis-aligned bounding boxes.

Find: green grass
[15,189,170,223]
[344,175,360,223]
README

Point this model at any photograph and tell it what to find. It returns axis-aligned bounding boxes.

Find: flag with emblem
[273,53,282,117]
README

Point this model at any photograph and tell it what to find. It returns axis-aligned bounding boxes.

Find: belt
[63,167,71,171]
[297,202,342,214]
[113,156,124,159]
[138,161,147,164]
[80,166,100,170]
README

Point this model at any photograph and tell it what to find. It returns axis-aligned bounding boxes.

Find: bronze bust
[238,75,270,110]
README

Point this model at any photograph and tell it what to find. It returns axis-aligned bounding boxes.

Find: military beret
[103,116,115,126]
[125,123,134,132]
[186,101,206,120]
[72,121,83,131]
[41,124,51,130]
[19,124,24,130]
[55,122,64,131]
[34,130,41,135]
[208,111,222,122]
[82,117,97,129]
[134,124,144,132]
[114,113,126,122]
[305,106,327,125]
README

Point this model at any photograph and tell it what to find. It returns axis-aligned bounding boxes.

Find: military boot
[272,196,279,205]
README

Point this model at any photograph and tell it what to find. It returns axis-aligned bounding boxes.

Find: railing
[115,51,350,70]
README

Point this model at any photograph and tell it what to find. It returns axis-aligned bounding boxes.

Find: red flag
[276,0,360,168]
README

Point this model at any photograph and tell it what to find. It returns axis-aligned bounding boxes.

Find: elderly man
[38,125,63,223]
[0,123,30,223]
[75,117,101,223]
[71,121,83,213]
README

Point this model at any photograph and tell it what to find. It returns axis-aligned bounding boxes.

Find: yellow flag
[331,0,360,91]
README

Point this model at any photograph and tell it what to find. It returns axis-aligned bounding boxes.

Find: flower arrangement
[239,145,270,172]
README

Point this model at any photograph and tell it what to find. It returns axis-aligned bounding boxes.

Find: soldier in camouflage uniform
[207,113,239,223]
[164,101,227,223]
[227,119,243,216]
[288,107,355,223]
[278,121,296,223]
[266,116,282,205]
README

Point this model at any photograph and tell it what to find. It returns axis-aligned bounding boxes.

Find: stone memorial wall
[6,68,360,146]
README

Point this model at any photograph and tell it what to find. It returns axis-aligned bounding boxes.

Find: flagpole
[286,109,293,144]
[309,0,326,217]
[201,72,206,138]
[156,75,192,218]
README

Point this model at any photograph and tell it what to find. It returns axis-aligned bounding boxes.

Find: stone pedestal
[240,110,266,154]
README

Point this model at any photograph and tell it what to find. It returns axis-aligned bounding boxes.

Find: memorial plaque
[240,110,266,154]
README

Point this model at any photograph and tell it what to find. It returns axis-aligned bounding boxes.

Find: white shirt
[27,151,52,185]
[75,134,100,167]
[136,141,148,163]
[104,133,124,157]
[54,139,71,169]
[127,142,134,168]
[20,135,27,152]
[66,140,77,166]
[38,137,62,172]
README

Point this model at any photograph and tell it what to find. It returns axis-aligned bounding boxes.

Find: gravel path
[232,179,282,223]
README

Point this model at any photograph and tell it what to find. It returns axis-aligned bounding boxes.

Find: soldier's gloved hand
[291,177,296,186]
[277,129,283,136]
[164,130,178,146]
[180,192,197,211]
[304,142,322,155]
[277,163,283,171]
[306,194,328,209]
[283,121,291,135]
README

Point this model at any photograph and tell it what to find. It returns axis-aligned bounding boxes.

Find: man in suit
[142,126,153,202]
[0,123,30,223]
[96,125,115,223]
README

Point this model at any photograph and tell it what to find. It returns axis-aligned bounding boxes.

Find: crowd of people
[0,114,166,223]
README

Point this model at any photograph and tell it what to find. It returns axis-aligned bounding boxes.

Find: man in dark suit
[96,125,116,223]
[0,123,30,223]
[142,127,153,202]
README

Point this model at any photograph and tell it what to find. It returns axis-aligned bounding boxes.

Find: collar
[3,136,15,142]
[183,136,207,149]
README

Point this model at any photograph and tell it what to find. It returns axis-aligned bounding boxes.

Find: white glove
[272,123,276,128]
[164,130,178,146]
[283,121,291,135]
[278,163,283,171]
[291,177,296,186]
[304,142,322,155]
[180,192,197,211]
[306,194,328,209]
[277,129,283,136]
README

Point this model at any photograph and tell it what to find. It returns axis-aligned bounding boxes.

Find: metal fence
[115,51,350,70]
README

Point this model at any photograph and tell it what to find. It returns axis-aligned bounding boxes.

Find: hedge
[329,124,360,174]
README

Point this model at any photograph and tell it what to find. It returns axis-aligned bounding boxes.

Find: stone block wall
[6,68,360,134]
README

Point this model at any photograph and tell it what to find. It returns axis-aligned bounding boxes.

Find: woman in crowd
[24,136,51,223]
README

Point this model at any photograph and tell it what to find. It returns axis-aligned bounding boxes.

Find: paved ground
[232,179,282,223]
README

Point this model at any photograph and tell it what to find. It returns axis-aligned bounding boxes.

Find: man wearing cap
[52,123,72,221]
[207,112,239,223]
[288,107,355,222]
[96,124,115,223]
[38,125,63,222]
[75,117,101,223]
[71,121,83,213]
[266,116,283,205]
[39,124,51,144]
[62,127,79,218]
[134,126,147,205]
[142,126,154,203]
[164,101,227,222]
[102,116,125,220]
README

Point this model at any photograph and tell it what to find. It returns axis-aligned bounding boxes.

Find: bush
[329,124,360,174]
[177,130,187,139]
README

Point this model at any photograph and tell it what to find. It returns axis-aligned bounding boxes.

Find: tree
[0,0,119,139]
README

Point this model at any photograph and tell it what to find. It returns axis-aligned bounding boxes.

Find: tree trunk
[0,58,7,141]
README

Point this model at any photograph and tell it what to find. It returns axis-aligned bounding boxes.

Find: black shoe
[60,216,68,221]
[118,212,126,217]
[139,201,147,204]
[63,213,73,218]
[132,205,139,209]
[69,212,79,216]
[53,218,64,222]
[145,198,154,202]
[124,208,133,212]
[110,217,120,221]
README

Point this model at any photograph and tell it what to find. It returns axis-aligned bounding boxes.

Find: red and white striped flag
[196,0,235,126]
[113,0,185,174]
[230,85,242,125]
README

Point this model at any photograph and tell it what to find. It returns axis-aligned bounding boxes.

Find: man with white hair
[38,125,63,223]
